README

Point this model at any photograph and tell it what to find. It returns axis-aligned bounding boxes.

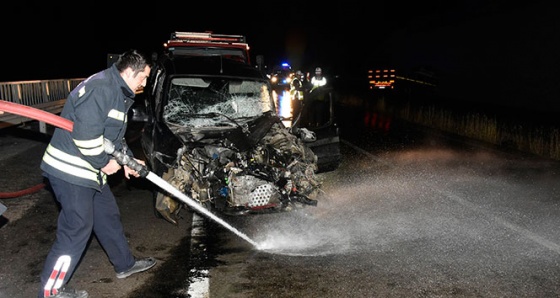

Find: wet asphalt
[3,99,560,297]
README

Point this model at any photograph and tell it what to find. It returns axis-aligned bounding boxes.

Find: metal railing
[0,79,84,132]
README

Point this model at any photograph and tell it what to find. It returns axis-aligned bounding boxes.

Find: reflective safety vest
[310,76,328,100]
[311,76,327,90]
[290,77,304,101]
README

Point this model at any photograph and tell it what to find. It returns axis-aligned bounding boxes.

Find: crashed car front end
[151,76,324,223]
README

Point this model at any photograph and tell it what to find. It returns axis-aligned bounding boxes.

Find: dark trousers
[309,99,328,126]
[38,174,134,297]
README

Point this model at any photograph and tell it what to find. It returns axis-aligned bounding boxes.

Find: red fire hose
[0,100,73,131]
[0,100,73,198]
[0,183,47,199]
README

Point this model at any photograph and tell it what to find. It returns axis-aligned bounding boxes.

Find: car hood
[168,111,282,152]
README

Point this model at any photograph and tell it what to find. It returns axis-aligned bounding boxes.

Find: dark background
[1,1,557,112]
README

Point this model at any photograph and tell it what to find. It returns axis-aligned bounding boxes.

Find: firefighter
[290,70,305,120]
[37,50,156,298]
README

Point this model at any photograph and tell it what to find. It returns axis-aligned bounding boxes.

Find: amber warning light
[368,69,396,89]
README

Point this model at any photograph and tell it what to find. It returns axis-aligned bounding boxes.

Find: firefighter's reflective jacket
[40,65,135,191]
[290,76,304,101]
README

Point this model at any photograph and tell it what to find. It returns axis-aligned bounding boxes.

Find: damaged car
[132,48,330,223]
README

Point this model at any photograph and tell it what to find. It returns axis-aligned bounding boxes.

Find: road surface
[3,110,560,297]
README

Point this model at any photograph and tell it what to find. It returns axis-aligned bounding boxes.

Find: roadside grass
[395,101,560,160]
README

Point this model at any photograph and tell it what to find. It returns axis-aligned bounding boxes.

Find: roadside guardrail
[0,79,84,133]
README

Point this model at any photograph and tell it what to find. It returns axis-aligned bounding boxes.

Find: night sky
[2,1,557,112]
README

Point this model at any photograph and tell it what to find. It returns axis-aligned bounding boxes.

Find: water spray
[0,100,259,248]
[104,139,258,247]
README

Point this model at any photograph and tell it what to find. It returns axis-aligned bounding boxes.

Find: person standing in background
[308,67,328,126]
[310,67,327,91]
[290,70,306,121]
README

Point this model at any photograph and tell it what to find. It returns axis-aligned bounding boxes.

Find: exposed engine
[155,117,323,224]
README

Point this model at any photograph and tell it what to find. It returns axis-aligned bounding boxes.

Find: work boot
[46,287,88,298]
[116,257,156,279]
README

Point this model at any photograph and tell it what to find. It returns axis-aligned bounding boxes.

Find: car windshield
[164,77,274,127]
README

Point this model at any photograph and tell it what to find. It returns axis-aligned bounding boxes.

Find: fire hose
[0,100,259,247]
[0,100,73,198]
[0,183,47,199]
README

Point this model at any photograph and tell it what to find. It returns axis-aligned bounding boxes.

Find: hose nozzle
[104,138,148,178]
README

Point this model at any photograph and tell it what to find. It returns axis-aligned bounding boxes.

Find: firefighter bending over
[290,70,306,120]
